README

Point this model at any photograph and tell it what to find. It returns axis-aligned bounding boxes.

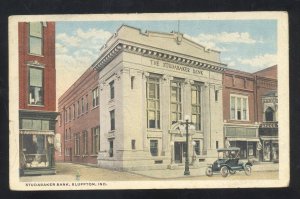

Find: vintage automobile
[205,147,252,177]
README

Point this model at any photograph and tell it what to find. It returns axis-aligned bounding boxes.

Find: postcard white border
[9,12,289,190]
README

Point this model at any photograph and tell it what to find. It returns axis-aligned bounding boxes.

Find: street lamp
[179,115,195,176]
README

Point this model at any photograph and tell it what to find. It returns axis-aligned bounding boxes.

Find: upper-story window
[81,97,84,114]
[170,80,182,124]
[92,87,99,107]
[73,104,75,119]
[110,81,115,99]
[146,76,160,129]
[28,67,44,105]
[29,22,43,55]
[265,107,275,122]
[110,110,115,131]
[191,83,202,130]
[230,94,249,121]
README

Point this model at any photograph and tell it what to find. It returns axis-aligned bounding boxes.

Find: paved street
[20,162,278,182]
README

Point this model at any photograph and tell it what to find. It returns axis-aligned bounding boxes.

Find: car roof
[217,147,240,152]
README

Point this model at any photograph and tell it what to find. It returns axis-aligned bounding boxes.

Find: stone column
[141,72,149,151]
[161,75,172,156]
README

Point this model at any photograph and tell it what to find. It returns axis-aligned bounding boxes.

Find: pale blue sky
[55,20,277,98]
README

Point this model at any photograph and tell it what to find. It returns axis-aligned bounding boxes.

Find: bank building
[87,25,226,170]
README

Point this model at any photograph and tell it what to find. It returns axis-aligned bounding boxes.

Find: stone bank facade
[92,25,226,170]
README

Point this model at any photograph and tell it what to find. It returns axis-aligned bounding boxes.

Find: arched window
[265,107,274,121]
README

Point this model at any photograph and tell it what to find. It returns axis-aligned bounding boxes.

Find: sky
[55,20,277,101]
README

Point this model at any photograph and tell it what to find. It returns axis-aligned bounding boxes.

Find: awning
[260,136,278,141]
[227,137,260,142]
[20,130,54,135]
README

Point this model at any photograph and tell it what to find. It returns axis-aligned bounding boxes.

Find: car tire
[244,165,252,176]
[206,167,213,177]
[220,166,229,177]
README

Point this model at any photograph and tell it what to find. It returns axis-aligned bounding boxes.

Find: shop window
[92,87,99,107]
[109,140,114,157]
[110,110,115,131]
[110,81,115,99]
[170,80,182,124]
[191,83,202,130]
[230,95,248,121]
[29,22,43,55]
[265,107,274,121]
[28,67,44,105]
[147,76,160,129]
[91,126,100,154]
[150,140,158,156]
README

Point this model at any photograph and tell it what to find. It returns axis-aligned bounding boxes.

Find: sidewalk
[129,162,279,179]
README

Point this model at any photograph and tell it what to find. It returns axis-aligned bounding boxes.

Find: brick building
[55,67,100,165]
[18,22,58,175]
[254,66,278,162]
[222,65,278,162]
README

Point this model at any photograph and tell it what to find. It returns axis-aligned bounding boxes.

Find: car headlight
[217,164,220,168]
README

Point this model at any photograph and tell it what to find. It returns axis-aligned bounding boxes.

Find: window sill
[28,104,44,107]
[91,105,99,111]
[147,129,162,132]
[28,53,44,58]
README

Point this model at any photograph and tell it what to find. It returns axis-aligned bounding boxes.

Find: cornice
[93,42,227,73]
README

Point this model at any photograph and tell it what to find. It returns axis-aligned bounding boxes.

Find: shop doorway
[174,142,186,164]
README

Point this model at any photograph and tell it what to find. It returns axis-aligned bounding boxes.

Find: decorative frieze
[93,43,226,73]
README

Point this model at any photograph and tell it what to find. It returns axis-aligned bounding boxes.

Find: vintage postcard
[9,12,289,190]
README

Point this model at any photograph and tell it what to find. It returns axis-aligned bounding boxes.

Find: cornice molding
[93,43,227,73]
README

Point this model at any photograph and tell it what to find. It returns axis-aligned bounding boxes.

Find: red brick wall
[223,69,256,124]
[254,65,277,79]
[19,22,56,111]
[55,68,100,165]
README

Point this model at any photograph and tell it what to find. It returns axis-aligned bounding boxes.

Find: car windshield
[218,150,239,159]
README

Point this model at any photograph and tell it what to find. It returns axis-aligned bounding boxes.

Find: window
[28,67,44,105]
[69,128,71,140]
[21,119,50,130]
[215,90,219,102]
[147,76,160,128]
[194,140,200,155]
[230,95,248,120]
[150,140,158,156]
[82,131,88,155]
[86,95,89,112]
[64,110,67,123]
[81,98,84,114]
[171,80,182,124]
[74,133,80,155]
[110,110,115,131]
[68,107,71,122]
[65,129,68,140]
[191,84,202,130]
[91,126,100,154]
[131,140,136,150]
[29,22,43,55]
[216,141,219,149]
[109,140,114,157]
[73,104,75,119]
[265,107,274,121]
[77,101,80,116]
[110,81,115,99]
[131,76,135,89]
[92,87,99,107]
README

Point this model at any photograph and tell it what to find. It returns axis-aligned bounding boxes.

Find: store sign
[149,59,204,76]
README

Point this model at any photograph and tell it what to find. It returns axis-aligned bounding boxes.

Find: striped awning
[20,130,54,135]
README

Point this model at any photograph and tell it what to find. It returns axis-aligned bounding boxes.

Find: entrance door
[174,142,186,164]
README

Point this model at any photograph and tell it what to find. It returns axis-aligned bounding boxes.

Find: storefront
[224,124,260,160]
[19,111,57,175]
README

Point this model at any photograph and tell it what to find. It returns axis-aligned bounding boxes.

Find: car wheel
[220,166,229,177]
[244,165,252,176]
[206,167,213,177]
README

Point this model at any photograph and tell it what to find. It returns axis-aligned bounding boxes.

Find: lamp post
[179,115,195,176]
